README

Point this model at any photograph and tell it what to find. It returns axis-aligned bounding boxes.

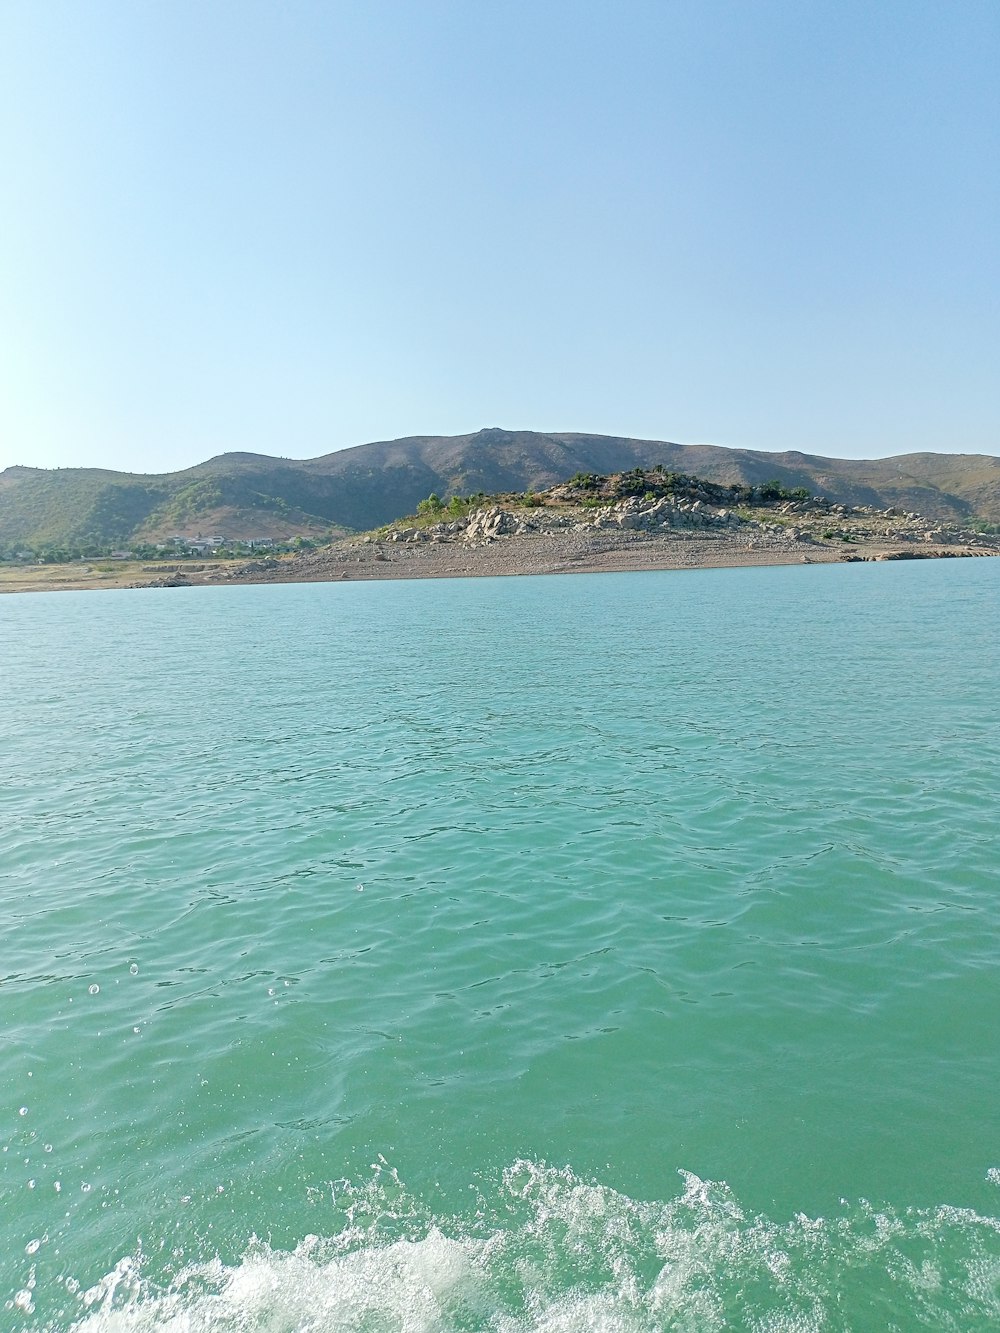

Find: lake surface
[3,559,1000,1330]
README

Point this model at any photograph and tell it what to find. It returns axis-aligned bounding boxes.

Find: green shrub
[569,472,601,490]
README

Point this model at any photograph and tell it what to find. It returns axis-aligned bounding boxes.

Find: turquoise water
[3,559,1000,1330]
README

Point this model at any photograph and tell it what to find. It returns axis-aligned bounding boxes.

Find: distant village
[147,534,284,555]
[0,534,325,564]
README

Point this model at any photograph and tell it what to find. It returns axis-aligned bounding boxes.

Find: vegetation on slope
[382,467,817,532]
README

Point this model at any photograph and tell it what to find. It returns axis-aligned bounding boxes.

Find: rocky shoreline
[202,490,999,587]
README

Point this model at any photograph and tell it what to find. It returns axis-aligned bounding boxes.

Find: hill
[2,428,999,552]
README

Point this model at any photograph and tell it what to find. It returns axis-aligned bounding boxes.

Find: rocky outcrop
[580,495,745,533]
[140,571,193,588]
[457,496,750,543]
[373,491,1000,559]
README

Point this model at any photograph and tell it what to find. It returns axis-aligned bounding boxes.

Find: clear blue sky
[1,0,996,473]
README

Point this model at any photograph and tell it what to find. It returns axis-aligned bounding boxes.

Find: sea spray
[39,1162,1000,1332]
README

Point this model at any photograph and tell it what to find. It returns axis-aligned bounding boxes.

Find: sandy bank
[211,526,999,588]
[3,526,998,596]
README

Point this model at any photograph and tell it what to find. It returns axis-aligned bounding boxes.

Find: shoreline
[3,528,997,595]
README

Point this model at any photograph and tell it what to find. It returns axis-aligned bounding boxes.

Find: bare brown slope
[293,430,1000,526]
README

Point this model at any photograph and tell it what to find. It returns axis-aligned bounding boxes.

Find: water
[2,559,1000,1330]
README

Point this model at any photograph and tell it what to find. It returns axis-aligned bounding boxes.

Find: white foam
[56,1161,1000,1332]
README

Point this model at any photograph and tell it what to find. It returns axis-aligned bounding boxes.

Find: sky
[0,0,997,474]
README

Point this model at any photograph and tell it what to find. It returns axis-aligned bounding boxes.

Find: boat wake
[18,1160,1000,1331]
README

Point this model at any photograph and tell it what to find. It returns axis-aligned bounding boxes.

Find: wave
[19,1161,1000,1331]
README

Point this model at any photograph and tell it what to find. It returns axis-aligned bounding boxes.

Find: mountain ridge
[2,428,999,550]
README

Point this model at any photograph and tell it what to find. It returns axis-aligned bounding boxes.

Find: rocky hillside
[376,467,1000,556]
[2,429,999,550]
[200,468,999,591]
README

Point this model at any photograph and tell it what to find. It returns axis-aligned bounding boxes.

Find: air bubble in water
[356,883,365,892]
[25,1239,41,1255]
[44,1144,52,1153]
[89,984,100,996]
[81,1183,91,1193]
[18,1107,27,1116]
[129,963,139,976]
